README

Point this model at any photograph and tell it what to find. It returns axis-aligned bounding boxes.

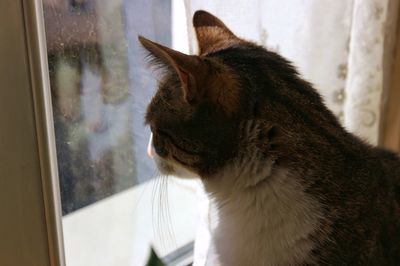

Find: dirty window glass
[44,0,168,214]
[42,1,199,265]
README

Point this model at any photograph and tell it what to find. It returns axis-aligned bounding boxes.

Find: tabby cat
[140,10,400,266]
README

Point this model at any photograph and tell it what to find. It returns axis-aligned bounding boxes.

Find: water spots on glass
[43,0,171,215]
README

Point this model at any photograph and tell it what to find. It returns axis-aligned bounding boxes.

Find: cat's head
[140,10,333,179]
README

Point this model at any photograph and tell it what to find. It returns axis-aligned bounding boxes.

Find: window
[41,0,201,265]
[4,1,399,266]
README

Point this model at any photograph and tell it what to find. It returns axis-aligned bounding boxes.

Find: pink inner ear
[147,133,154,158]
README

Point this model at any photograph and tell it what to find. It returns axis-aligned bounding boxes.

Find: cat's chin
[153,155,199,179]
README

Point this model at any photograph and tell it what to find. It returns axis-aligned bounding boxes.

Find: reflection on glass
[43,0,170,214]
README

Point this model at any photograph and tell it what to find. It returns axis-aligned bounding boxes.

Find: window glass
[42,1,200,265]
[44,0,169,214]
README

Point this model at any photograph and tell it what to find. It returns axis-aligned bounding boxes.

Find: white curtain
[182,0,398,145]
[176,1,399,265]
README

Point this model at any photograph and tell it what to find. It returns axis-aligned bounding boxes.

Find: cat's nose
[147,133,155,158]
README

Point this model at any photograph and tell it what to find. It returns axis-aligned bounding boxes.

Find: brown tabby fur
[140,10,400,265]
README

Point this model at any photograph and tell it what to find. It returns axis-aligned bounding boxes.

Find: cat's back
[374,147,400,175]
[319,143,400,265]
[367,146,400,195]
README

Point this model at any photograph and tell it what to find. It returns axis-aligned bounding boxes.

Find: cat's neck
[203,166,325,266]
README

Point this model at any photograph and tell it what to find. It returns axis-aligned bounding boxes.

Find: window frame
[0,1,199,265]
[0,0,65,265]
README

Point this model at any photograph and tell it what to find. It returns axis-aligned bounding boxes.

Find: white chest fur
[203,168,323,266]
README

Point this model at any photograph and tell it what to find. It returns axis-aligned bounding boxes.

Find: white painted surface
[63,177,203,266]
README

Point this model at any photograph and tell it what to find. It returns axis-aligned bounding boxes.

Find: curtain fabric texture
[184,0,398,145]
[181,1,399,265]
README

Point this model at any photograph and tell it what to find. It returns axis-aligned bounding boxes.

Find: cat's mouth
[147,132,198,178]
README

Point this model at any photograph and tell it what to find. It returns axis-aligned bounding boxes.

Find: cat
[139,10,400,266]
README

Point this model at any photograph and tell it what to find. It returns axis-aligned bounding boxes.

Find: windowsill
[62,177,203,266]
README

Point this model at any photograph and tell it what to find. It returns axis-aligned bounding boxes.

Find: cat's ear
[193,10,240,54]
[138,36,209,103]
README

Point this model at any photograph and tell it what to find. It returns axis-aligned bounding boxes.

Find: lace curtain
[176,1,400,265]
[181,0,399,145]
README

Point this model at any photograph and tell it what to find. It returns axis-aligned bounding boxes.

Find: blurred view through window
[42,1,200,265]
[44,0,170,214]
